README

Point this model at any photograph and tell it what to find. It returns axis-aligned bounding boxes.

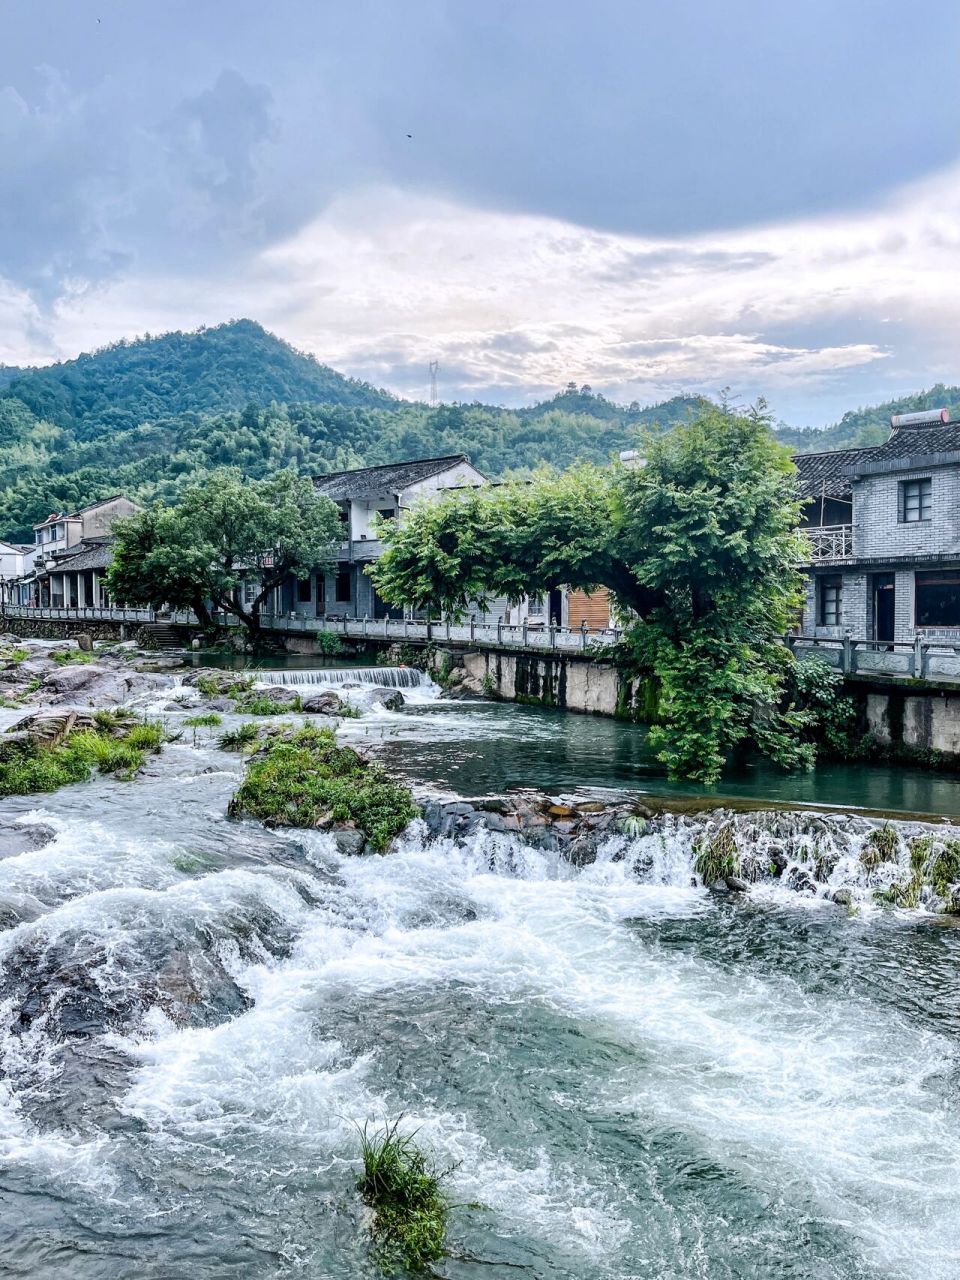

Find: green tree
[108,468,342,642]
[371,403,808,782]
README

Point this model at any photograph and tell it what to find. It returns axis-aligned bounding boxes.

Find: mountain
[0,324,706,540]
[1,319,397,439]
[779,384,960,453]
[2,316,957,542]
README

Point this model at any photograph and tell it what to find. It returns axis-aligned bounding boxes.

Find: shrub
[228,725,418,851]
[861,824,899,869]
[356,1118,451,1269]
[315,630,346,656]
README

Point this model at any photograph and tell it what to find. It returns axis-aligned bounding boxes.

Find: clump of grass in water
[217,721,261,752]
[861,823,900,869]
[227,724,418,850]
[356,1118,451,1270]
[234,692,302,716]
[0,718,168,795]
[183,712,223,728]
[693,822,739,885]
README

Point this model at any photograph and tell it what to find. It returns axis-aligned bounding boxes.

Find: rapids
[1,673,959,1278]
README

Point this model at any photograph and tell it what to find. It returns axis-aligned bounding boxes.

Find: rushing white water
[255,665,437,690]
[1,707,960,1277]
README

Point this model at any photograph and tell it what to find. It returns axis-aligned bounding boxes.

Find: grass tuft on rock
[0,717,168,796]
[227,724,418,851]
[217,721,261,752]
[693,822,739,885]
[183,712,223,728]
[356,1118,451,1270]
[234,692,302,716]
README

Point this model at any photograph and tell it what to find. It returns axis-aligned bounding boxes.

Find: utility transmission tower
[429,360,439,407]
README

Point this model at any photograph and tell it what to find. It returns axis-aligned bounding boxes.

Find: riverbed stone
[301,691,349,715]
[332,825,368,856]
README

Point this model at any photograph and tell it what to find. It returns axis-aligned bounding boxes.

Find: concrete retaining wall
[865,688,960,756]
[446,647,656,719]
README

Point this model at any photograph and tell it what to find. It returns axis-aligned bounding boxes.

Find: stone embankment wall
[864,687,960,757]
[1,616,144,644]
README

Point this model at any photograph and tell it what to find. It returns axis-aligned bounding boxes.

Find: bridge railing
[1,603,156,623]
[789,632,960,681]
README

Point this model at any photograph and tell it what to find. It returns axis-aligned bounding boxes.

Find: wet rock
[332,825,367,856]
[0,823,55,860]
[301,691,349,716]
[367,688,405,711]
[725,875,751,893]
[830,888,854,907]
[786,867,818,895]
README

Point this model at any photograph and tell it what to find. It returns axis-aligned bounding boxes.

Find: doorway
[548,588,563,627]
[872,574,896,644]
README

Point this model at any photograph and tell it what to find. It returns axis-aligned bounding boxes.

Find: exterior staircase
[142,621,185,651]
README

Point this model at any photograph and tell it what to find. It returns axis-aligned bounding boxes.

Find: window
[916,572,960,627]
[899,478,932,523]
[297,576,312,603]
[335,568,352,603]
[527,595,544,616]
[376,507,397,522]
[818,575,842,626]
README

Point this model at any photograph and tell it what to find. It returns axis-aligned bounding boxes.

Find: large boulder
[39,664,170,707]
[301,691,349,716]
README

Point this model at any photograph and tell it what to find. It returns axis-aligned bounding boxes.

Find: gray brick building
[796,412,960,644]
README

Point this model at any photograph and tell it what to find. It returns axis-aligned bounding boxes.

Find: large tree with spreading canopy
[371,403,809,782]
[107,468,342,642]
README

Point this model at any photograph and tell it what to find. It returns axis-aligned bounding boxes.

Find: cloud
[5,158,960,422]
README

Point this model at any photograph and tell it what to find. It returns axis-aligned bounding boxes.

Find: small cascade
[255,665,434,690]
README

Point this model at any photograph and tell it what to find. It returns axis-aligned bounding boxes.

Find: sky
[2,0,960,425]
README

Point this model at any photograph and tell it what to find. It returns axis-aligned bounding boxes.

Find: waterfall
[254,665,435,690]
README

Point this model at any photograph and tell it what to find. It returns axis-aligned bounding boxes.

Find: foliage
[107,469,342,639]
[195,672,254,698]
[861,824,900,869]
[217,721,261,752]
[227,724,418,850]
[694,823,740,885]
[182,712,223,728]
[52,649,96,665]
[373,402,808,782]
[356,1117,451,1269]
[314,630,347,656]
[233,693,302,715]
[1,647,28,664]
[0,718,166,795]
[787,656,861,756]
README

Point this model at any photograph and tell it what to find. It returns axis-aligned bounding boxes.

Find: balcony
[805,525,853,563]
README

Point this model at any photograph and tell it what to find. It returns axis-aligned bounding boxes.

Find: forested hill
[0,322,702,538]
[777,384,960,453]
[0,317,957,540]
[1,320,397,437]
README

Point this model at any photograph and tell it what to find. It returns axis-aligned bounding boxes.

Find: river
[1,665,959,1278]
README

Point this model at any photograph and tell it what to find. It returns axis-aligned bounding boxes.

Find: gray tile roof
[312,454,476,501]
[49,541,114,572]
[849,423,960,470]
[793,446,880,500]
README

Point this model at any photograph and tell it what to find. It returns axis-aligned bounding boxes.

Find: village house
[268,453,612,628]
[16,496,142,608]
[795,409,960,644]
